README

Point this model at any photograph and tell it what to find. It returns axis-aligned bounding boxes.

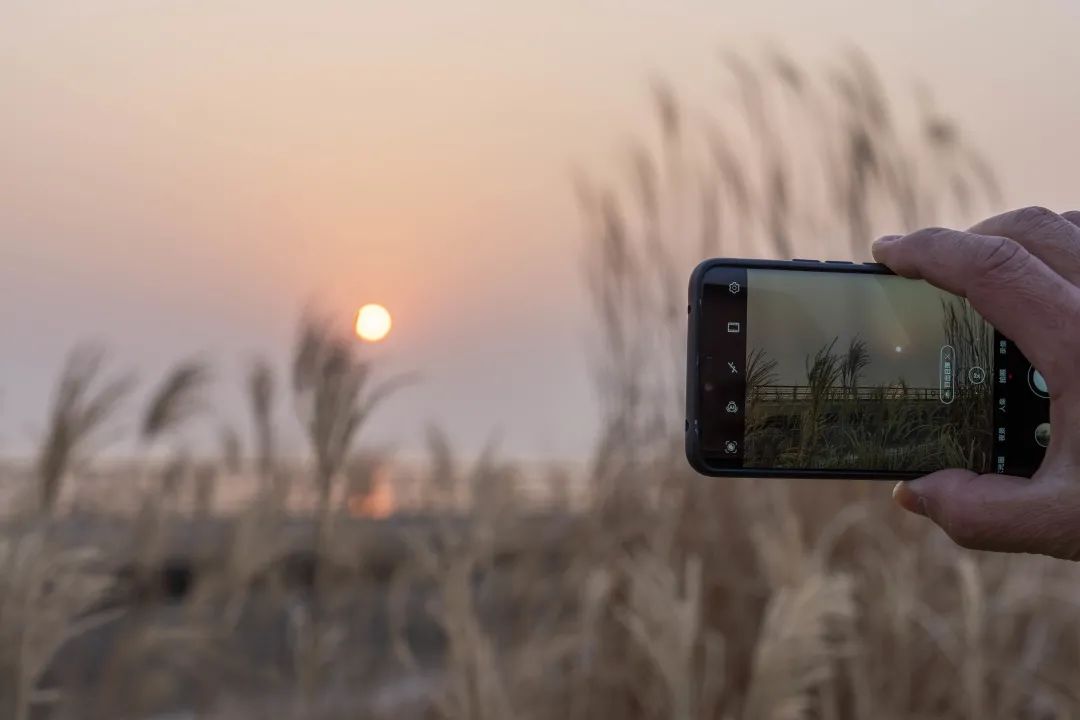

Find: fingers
[873,228,1080,390]
[968,206,1080,285]
[1063,210,1080,231]
[893,472,1080,559]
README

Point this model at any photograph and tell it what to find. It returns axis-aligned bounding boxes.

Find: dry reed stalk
[620,552,723,720]
[140,359,210,444]
[292,313,413,523]
[956,555,986,720]
[248,357,278,486]
[741,571,855,720]
[36,346,133,514]
[0,529,115,720]
[289,312,413,704]
[411,526,511,720]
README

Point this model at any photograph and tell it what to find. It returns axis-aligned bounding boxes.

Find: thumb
[893,471,1080,558]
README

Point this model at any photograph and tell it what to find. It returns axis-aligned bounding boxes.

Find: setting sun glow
[355,304,392,342]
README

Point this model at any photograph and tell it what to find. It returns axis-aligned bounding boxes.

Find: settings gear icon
[728,281,741,295]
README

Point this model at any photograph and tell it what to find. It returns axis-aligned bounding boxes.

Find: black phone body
[686,258,1050,480]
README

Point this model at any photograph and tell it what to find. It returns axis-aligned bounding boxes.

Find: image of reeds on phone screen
[741,270,995,472]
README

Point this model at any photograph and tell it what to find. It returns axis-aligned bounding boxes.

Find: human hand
[873,207,1080,559]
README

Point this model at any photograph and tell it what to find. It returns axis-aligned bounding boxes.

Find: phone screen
[697,264,1049,476]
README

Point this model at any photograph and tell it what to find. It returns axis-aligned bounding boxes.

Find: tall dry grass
[3,48,1080,720]
[35,347,133,515]
[576,48,1000,472]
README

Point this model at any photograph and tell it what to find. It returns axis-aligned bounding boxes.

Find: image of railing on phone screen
[742,293,994,473]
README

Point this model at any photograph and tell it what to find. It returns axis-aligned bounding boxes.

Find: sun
[355,304,392,342]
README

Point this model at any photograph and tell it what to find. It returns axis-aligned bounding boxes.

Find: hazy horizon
[3,1,1079,460]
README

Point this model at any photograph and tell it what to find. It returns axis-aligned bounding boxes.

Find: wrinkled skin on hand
[875,207,1080,559]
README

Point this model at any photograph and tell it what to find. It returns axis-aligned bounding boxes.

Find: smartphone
[685,259,1050,479]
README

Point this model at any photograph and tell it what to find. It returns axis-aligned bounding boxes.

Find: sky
[747,271,960,388]
[2,0,1079,460]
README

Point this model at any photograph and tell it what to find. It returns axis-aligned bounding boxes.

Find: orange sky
[2,1,1079,459]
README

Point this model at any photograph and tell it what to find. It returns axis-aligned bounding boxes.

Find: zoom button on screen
[939,345,955,404]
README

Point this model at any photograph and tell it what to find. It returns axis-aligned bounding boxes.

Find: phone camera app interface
[700,267,1047,475]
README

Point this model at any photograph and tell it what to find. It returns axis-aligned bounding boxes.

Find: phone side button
[825,260,853,264]
[792,258,819,262]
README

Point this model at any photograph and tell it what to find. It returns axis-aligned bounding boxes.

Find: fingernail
[892,481,926,516]
[873,234,902,250]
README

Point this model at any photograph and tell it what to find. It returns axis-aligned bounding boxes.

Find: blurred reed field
[4,49,1080,720]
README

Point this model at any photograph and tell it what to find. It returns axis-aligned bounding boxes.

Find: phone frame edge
[685,257,924,481]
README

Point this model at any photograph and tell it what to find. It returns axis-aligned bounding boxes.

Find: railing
[751,385,943,402]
